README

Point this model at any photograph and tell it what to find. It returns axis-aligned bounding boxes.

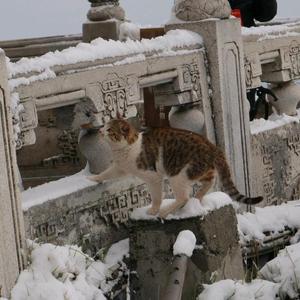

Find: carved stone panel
[24,179,151,256]
[251,123,300,206]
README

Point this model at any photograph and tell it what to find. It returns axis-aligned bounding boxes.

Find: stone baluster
[83,0,125,42]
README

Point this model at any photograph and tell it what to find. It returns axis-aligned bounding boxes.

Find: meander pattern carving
[28,184,151,242]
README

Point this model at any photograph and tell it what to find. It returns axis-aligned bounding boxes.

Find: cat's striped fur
[88,118,262,218]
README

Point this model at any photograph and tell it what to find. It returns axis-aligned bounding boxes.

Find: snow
[197,241,300,299]
[21,167,97,211]
[259,242,300,299]
[237,200,300,245]
[104,239,129,267]
[11,241,106,300]
[197,279,279,300]
[173,230,196,257]
[130,192,233,220]
[10,239,129,300]
[250,110,300,135]
[7,29,203,88]
[119,22,140,41]
[242,20,300,41]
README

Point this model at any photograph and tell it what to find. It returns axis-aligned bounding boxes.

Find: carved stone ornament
[87,5,125,22]
[244,55,262,89]
[177,63,202,101]
[288,40,300,79]
[173,0,231,22]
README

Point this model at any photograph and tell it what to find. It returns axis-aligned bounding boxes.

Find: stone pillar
[166,19,253,195]
[82,0,125,42]
[0,50,25,297]
[129,205,244,300]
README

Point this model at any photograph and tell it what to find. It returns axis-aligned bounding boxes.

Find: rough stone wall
[129,205,244,300]
[250,122,300,206]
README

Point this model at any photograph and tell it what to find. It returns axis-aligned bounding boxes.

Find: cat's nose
[98,128,104,136]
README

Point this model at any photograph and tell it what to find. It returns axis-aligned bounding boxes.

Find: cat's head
[102,118,138,146]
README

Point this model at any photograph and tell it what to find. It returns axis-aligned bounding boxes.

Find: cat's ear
[120,121,130,135]
[116,111,122,119]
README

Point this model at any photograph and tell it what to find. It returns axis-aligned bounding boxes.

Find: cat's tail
[214,151,263,205]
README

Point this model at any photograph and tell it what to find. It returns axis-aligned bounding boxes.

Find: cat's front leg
[142,176,163,216]
[88,164,125,183]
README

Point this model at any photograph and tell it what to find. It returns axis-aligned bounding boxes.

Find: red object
[231,9,243,26]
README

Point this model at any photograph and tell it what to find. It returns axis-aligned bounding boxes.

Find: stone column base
[82,19,121,42]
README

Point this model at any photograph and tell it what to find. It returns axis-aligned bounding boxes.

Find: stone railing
[242,21,300,206]
[2,5,300,295]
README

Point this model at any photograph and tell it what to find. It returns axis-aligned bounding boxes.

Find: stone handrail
[243,21,300,88]
[8,30,205,149]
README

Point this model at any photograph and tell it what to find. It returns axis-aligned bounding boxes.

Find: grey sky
[0,0,299,40]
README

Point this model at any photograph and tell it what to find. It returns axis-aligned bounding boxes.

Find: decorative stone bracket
[244,36,300,87]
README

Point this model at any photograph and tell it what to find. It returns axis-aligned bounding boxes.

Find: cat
[88,118,262,218]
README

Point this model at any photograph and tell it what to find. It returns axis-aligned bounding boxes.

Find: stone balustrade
[2,5,300,296]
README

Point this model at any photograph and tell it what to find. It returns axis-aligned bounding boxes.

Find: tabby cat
[88,118,262,218]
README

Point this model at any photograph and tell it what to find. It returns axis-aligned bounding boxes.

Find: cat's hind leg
[195,169,215,201]
[159,175,190,218]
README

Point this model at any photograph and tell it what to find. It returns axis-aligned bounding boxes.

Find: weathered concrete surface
[129,205,244,300]
[0,50,25,297]
[166,19,253,196]
[250,122,300,206]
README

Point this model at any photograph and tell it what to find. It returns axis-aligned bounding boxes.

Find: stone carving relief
[42,130,80,167]
[280,40,300,80]
[288,41,300,79]
[244,54,262,89]
[177,63,202,100]
[154,63,203,107]
[27,183,151,244]
[16,98,38,149]
[251,125,300,205]
[99,185,150,226]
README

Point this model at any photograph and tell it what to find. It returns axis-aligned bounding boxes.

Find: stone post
[0,50,25,297]
[82,0,125,42]
[129,205,244,300]
[166,18,253,195]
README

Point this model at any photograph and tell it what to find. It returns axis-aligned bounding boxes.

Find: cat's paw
[87,175,102,183]
[158,209,170,219]
[147,206,159,216]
